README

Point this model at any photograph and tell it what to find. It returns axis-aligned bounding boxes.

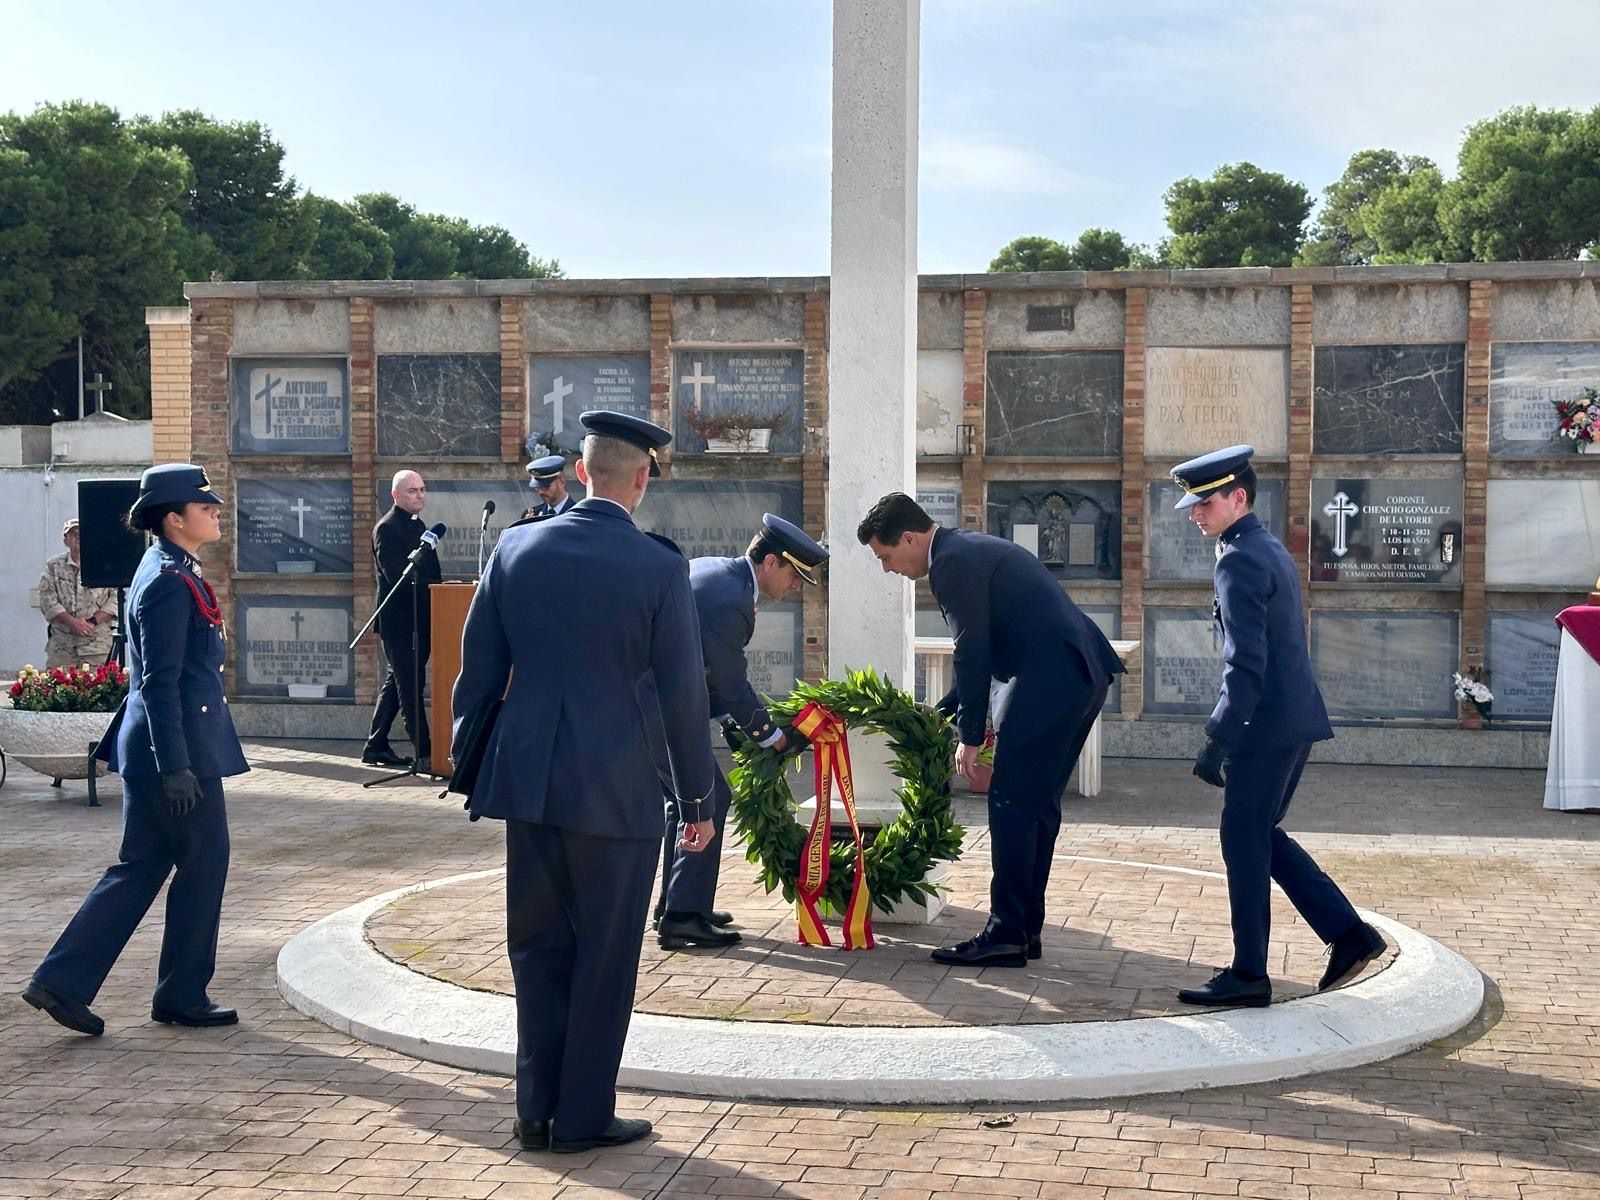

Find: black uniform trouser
[981,663,1108,947]
[33,775,230,1011]
[368,624,430,756]
[505,820,656,1138]
[657,765,733,916]
[1220,742,1361,977]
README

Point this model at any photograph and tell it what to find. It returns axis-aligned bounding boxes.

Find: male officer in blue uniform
[1171,445,1386,1007]
[857,493,1125,967]
[23,464,248,1037]
[452,411,716,1155]
[654,514,829,950]
[523,454,576,521]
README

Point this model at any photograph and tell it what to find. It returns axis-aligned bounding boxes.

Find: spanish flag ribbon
[790,701,875,950]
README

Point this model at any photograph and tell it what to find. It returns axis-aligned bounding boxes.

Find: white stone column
[827,0,919,687]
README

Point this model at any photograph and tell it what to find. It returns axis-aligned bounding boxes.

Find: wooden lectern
[429,582,477,778]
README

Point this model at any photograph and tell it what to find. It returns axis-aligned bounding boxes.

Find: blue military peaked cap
[1170,444,1255,510]
[761,513,828,585]
[133,463,223,512]
[580,410,671,477]
[526,453,566,488]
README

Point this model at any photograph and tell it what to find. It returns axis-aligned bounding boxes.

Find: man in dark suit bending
[857,493,1124,968]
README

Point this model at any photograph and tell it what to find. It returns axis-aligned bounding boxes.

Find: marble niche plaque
[673,349,804,455]
[1143,607,1223,716]
[528,354,650,455]
[985,350,1124,457]
[231,358,350,454]
[986,480,1120,580]
[1145,348,1288,458]
[1313,343,1464,455]
[236,479,354,575]
[1146,479,1286,582]
[377,354,501,458]
[373,478,559,580]
[917,349,963,456]
[1309,478,1464,587]
[1485,479,1600,589]
[747,603,803,700]
[637,479,803,560]
[916,488,961,530]
[1487,612,1560,722]
[237,595,355,699]
[1490,341,1600,457]
[1311,612,1459,720]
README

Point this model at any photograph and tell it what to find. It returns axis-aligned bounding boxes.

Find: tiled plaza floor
[4,738,1599,1198]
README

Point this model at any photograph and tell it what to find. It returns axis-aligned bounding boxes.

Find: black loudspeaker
[77,478,146,589]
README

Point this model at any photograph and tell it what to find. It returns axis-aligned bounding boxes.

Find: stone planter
[704,427,773,453]
[0,708,115,780]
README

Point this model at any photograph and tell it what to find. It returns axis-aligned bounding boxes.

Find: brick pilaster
[349,298,380,705]
[1119,288,1148,719]
[649,295,672,475]
[147,307,192,463]
[499,297,526,463]
[802,292,829,683]
[1460,280,1493,730]
[188,299,236,689]
[960,290,986,529]
[1288,285,1315,614]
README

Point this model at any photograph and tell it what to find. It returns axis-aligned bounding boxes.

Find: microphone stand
[353,543,448,787]
[477,516,490,576]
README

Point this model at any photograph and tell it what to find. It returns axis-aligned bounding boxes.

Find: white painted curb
[276,859,1485,1103]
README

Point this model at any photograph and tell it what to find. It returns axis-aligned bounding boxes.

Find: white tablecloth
[1544,628,1600,811]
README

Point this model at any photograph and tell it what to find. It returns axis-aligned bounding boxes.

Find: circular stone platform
[278,853,1484,1102]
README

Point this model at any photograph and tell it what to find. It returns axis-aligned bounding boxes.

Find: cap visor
[1174,490,1202,510]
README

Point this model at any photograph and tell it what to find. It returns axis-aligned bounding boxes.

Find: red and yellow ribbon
[790,701,875,950]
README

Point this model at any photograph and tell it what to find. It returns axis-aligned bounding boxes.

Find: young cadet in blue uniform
[858,493,1125,967]
[452,411,716,1155]
[22,465,249,1037]
[1171,445,1387,1007]
[522,454,576,521]
[654,514,829,950]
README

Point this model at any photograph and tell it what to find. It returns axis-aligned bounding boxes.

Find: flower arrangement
[683,406,789,449]
[1552,387,1598,446]
[9,663,128,713]
[1452,665,1493,722]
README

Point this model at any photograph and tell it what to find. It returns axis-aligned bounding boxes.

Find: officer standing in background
[1171,445,1386,1007]
[857,493,1124,968]
[523,454,576,520]
[23,465,248,1037]
[452,411,716,1155]
[363,469,441,767]
[38,517,117,668]
[654,514,829,950]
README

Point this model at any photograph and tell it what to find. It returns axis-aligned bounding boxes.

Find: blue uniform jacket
[451,498,716,837]
[929,527,1125,747]
[690,556,779,743]
[1208,512,1334,750]
[97,540,249,781]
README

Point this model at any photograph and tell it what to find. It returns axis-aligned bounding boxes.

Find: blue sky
[3,0,1597,278]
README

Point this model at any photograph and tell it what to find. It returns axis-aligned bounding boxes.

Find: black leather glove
[161,768,203,817]
[780,724,809,754]
[1192,736,1228,789]
[720,720,744,754]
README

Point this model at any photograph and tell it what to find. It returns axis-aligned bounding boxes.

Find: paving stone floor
[3,738,1598,1199]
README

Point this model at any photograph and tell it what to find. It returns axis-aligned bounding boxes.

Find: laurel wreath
[727,668,964,914]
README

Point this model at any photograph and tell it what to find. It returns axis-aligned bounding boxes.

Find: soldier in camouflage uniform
[37,518,117,669]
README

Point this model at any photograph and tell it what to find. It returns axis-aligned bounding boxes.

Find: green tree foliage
[1163,162,1312,268]
[0,102,189,422]
[1439,106,1600,261]
[1297,149,1439,266]
[299,195,394,280]
[353,193,560,279]
[1364,165,1457,263]
[990,235,1074,272]
[989,228,1152,272]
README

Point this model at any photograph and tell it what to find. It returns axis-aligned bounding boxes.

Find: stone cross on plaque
[544,375,573,432]
[289,498,311,539]
[681,360,716,409]
[290,610,304,640]
[1323,491,1360,557]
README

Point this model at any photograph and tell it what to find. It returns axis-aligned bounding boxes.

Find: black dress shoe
[512,1118,551,1151]
[930,935,1027,968]
[1318,922,1388,992]
[707,910,735,927]
[1027,937,1042,961]
[151,1002,238,1027]
[658,913,742,949]
[551,1116,653,1154]
[22,980,103,1037]
[1177,968,1271,1008]
[361,747,408,767]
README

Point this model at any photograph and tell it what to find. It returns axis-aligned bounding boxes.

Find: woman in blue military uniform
[22,464,249,1037]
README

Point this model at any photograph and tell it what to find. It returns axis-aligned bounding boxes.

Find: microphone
[408,522,447,564]
[481,499,496,530]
